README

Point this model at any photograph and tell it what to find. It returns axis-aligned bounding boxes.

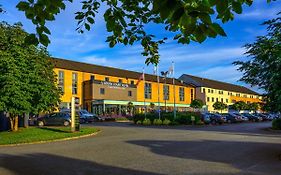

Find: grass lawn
[0,126,99,145]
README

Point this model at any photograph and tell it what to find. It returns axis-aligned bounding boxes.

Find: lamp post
[161,71,168,112]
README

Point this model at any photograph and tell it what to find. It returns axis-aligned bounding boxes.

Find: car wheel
[38,121,44,127]
[63,121,70,126]
[227,120,232,124]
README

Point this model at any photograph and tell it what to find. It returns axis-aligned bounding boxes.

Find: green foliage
[272,118,281,130]
[153,119,163,125]
[0,22,62,131]
[136,120,142,125]
[142,118,151,125]
[190,99,204,109]
[133,113,145,124]
[234,13,281,112]
[175,112,201,125]
[247,102,259,111]
[230,101,248,111]
[212,101,228,112]
[16,0,273,65]
[162,119,171,125]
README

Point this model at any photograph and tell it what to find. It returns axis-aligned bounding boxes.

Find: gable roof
[179,74,260,95]
[52,57,193,87]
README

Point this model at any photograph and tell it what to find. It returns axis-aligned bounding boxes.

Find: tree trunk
[9,114,19,132]
[24,113,29,128]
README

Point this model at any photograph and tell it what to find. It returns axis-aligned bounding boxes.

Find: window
[105,77,109,81]
[243,95,247,98]
[145,83,152,99]
[191,89,194,100]
[211,90,214,93]
[221,98,223,102]
[128,91,132,97]
[207,97,210,102]
[203,88,206,93]
[90,75,95,81]
[236,93,240,97]
[100,88,105,94]
[208,89,211,93]
[179,87,185,101]
[58,71,64,93]
[130,80,134,85]
[226,99,229,103]
[163,85,169,100]
[219,90,223,95]
[212,97,214,102]
[216,98,218,102]
[118,79,122,83]
[72,72,78,95]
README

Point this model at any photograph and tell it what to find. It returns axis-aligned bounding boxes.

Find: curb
[0,130,101,147]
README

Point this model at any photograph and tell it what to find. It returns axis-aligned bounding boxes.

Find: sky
[1,0,280,93]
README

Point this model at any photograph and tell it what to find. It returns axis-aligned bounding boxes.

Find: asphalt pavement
[0,121,280,175]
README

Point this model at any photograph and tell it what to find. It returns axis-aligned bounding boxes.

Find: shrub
[136,120,142,125]
[161,112,175,122]
[162,119,171,125]
[115,117,128,121]
[195,120,204,125]
[142,118,151,125]
[272,118,281,130]
[133,114,145,124]
[153,119,162,125]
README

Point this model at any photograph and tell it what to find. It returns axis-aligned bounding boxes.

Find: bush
[142,118,151,125]
[115,117,128,121]
[161,112,175,122]
[175,112,202,125]
[272,118,281,130]
[136,120,142,125]
[162,119,171,125]
[195,120,204,125]
[153,119,162,125]
[133,114,146,124]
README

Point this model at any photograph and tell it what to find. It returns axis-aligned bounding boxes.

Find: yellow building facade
[179,74,262,112]
[53,58,195,115]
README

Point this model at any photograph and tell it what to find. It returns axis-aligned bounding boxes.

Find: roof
[52,57,192,87]
[179,74,260,95]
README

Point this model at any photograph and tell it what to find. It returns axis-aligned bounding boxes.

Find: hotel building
[179,74,262,112]
[53,58,195,115]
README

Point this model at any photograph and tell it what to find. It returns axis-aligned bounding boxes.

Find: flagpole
[172,61,176,119]
[157,65,161,119]
[143,67,146,117]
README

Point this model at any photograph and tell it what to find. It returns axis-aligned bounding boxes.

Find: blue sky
[1,1,280,92]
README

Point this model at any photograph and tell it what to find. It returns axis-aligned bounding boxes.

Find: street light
[161,71,168,112]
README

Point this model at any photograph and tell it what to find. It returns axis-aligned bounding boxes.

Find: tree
[230,101,247,112]
[0,22,61,131]
[127,101,134,116]
[234,13,281,112]
[247,102,259,112]
[190,99,204,111]
[212,101,227,113]
[14,0,274,65]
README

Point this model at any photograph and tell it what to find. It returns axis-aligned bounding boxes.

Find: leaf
[232,1,242,14]
[39,33,50,46]
[85,23,90,31]
[87,17,95,24]
[16,1,30,11]
[24,34,39,45]
[212,23,227,36]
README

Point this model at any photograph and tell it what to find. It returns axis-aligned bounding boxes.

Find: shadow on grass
[39,127,71,133]
[0,153,162,175]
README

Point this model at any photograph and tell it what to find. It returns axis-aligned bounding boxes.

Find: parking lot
[0,121,280,175]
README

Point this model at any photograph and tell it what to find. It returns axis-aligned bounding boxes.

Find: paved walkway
[0,122,280,175]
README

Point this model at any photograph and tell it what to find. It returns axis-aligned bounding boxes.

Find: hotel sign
[101,81,129,89]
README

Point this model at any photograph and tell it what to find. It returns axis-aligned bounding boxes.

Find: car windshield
[80,110,89,114]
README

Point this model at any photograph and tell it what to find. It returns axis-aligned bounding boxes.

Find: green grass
[0,126,99,145]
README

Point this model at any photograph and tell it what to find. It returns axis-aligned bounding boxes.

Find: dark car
[78,110,104,123]
[37,112,71,126]
[208,113,224,125]
[223,113,243,123]
[241,113,262,122]
[201,113,211,124]
[255,113,268,121]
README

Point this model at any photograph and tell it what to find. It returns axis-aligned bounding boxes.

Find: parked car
[208,113,224,125]
[201,113,211,124]
[78,110,104,123]
[255,113,268,121]
[232,113,248,122]
[222,113,243,123]
[241,113,262,122]
[37,112,71,126]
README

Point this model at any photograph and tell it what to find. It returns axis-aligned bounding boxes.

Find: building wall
[54,68,194,109]
[196,87,262,112]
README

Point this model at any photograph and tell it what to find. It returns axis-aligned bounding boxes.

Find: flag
[136,72,144,86]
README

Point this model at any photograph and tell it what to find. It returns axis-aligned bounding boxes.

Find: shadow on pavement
[0,153,162,175]
[127,139,281,174]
